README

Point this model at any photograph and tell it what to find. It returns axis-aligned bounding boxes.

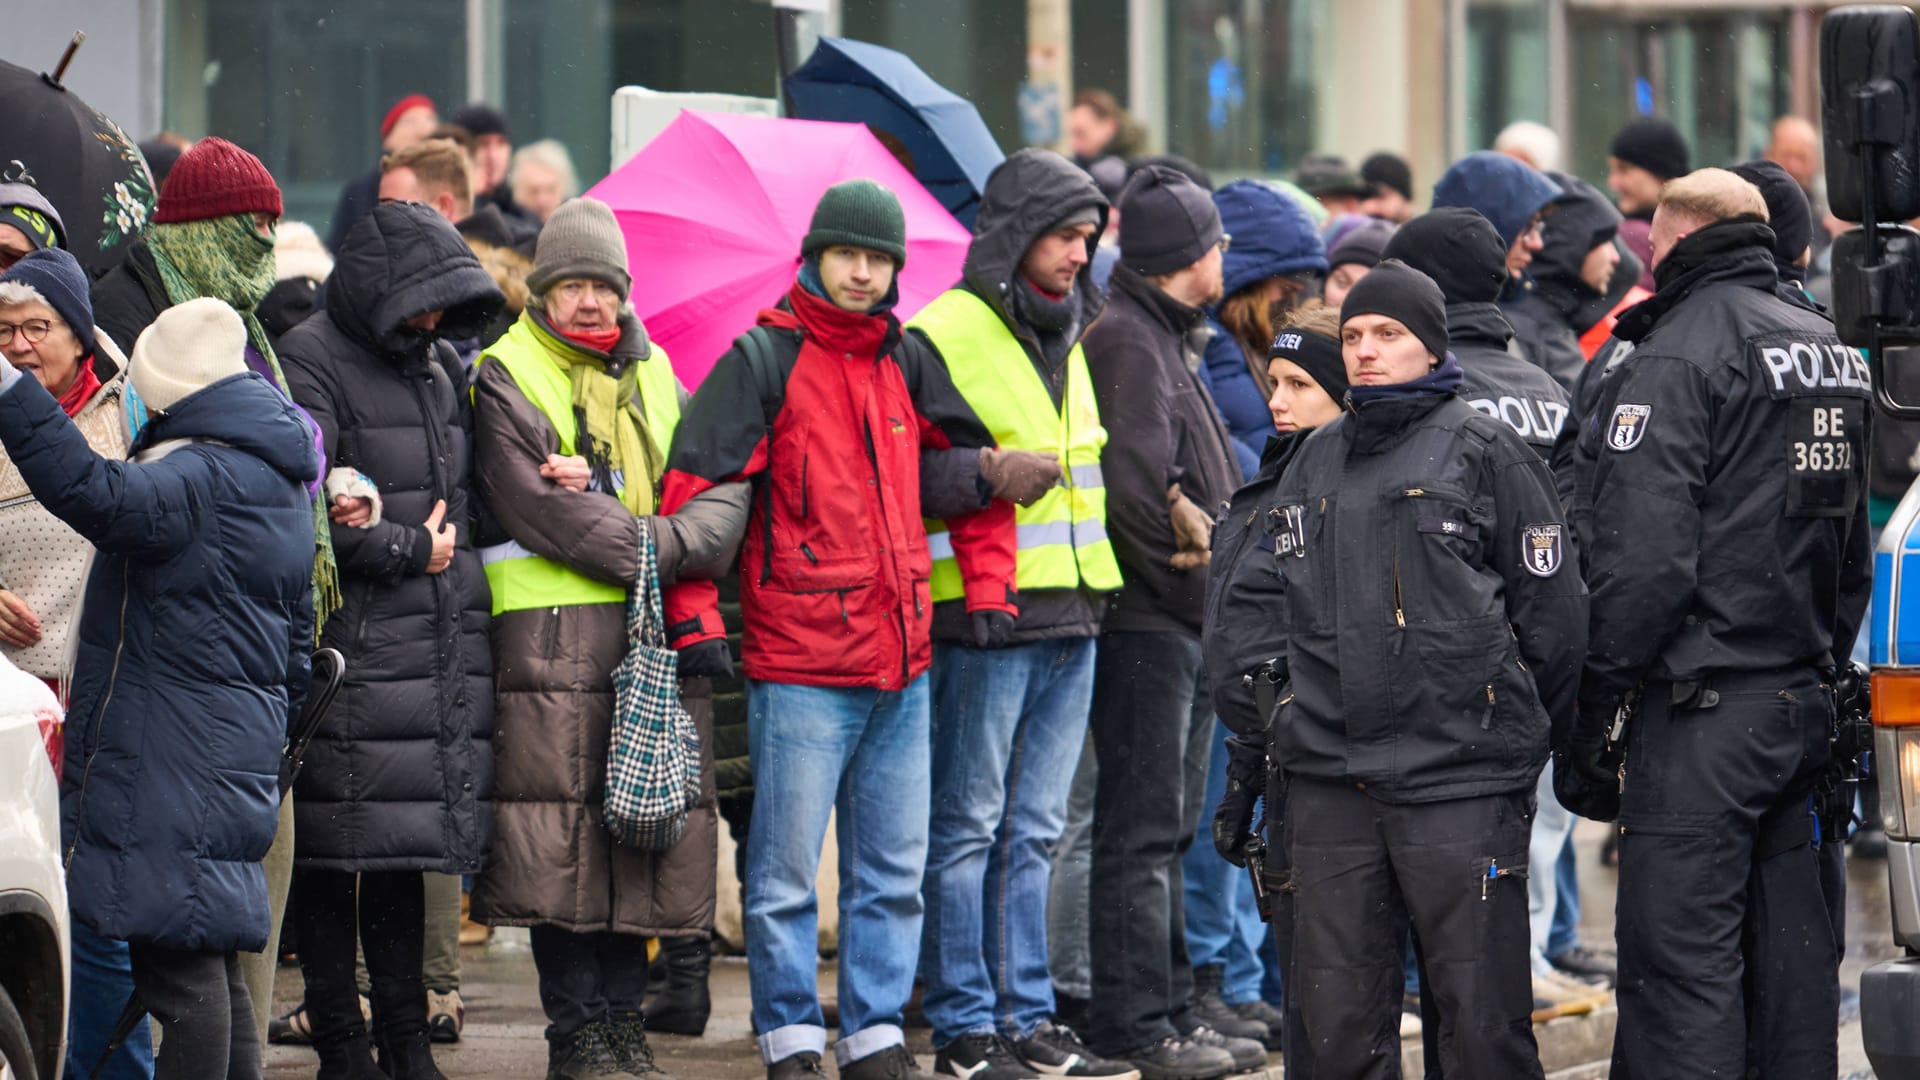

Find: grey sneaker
[1178,1025,1266,1073]
[1114,1036,1234,1080]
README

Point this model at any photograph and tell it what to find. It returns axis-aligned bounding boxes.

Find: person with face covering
[1501,174,1624,391]
[1265,260,1587,1079]
[1201,302,1348,1080]
[277,202,506,1080]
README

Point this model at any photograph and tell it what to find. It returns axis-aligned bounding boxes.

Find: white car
[0,651,67,1079]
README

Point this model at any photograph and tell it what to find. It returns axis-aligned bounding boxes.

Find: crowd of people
[0,83,1874,1080]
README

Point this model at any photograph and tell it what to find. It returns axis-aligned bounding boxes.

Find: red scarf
[559,327,622,354]
[56,357,101,418]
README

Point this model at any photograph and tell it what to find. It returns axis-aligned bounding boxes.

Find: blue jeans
[922,638,1097,1047]
[1181,719,1269,1004]
[1549,833,1581,958]
[745,676,931,1066]
[66,921,155,1080]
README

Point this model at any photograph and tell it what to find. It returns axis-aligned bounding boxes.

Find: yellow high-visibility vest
[909,289,1122,600]
[474,313,681,615]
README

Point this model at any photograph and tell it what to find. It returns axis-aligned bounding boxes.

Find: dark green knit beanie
[803,179,907,268]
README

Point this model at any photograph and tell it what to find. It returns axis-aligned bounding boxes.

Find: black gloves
[1552,735,1619,822]
[1211,737,1267,866]
[677,639,734,680]
[971,610,1015,649]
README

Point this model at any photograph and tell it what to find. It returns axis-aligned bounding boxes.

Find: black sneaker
[1113,1036,1234,1080]
[936,1033,1038,1080]
[1226,1001,1283,1051]
[842,1044,939,1080]
[1015,1021,1141,1080]
[1548,944,1618,988]
[769,1052,830,1080]
[1178,1025,1266,1074]
[1188,967,1268,1045]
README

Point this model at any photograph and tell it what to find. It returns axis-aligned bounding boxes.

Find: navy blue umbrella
[785,37,1004,229]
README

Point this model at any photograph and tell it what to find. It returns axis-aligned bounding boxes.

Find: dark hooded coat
[279,203,506,873]
[1502,174,1621,391]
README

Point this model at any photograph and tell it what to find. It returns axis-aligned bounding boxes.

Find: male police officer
[1269,260,1587,1078]
[1558,168,1872,1078]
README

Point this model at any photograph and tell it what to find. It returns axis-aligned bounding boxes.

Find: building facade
[10,0,1829,239]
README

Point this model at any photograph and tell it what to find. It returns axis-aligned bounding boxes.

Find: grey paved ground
[262,821,1900,1079]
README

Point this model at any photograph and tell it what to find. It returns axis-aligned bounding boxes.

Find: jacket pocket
[766,547,871,593]
[1392,485,1497,629]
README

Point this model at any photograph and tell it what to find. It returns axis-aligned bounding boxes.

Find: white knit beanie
[130,297,250,413]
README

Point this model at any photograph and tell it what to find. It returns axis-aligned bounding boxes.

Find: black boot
[642,935,711,1036]
[370,976,446,1080]
[313,1031,388,1080]
[1188,963,1270,1044]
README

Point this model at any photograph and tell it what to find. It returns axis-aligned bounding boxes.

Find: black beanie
[1339,259,1450,362]
[452,103,510,140]
[1268,325,1349,401]
[1362,152,1413,201]
[1382,208,1507,305]
[1609,118,1691,181]
[1728,159,1814,273]
[1120,165,1224,276]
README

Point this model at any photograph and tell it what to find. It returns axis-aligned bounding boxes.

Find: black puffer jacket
[1269,364,1588,802]
[280,203,506,873]
[1451,302,1570,462]
[88,239,169,373]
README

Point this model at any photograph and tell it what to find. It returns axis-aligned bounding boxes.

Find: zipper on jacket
[66,561,133,871]
[1404,488,1425,497]
[758,484,776,586]
[800,455,809,519]
[1481,685,1495,730]
[801,542,820,565]
[1390,558,1406,655]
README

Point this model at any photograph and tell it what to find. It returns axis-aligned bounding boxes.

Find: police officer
[1267,260,1588,1079]
[1556,168,1872,1078]
[1382,207,1571,462]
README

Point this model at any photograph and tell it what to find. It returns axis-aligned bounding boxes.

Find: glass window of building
[1164,0,1323,179]
[1463,0,1548,157]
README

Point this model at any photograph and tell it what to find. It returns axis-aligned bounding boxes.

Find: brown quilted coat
[467,325,745,935]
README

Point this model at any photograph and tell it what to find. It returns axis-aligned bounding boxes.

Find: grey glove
[979,448,1063,506]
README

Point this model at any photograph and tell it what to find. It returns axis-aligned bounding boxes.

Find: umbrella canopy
[587,110,971,389]
[785,36,1004,229]
[0,57,155,276]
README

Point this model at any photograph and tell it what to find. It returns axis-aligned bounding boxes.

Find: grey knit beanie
[528,197,632,301]
[803,179,908,268]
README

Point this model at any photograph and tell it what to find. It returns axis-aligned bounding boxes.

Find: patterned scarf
[147,214,342,636]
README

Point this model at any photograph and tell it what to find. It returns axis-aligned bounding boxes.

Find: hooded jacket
[1201,180,1329,477]
[0,370,318,952]
[1267,361,1587,802]
[279,203,505,873]
[909,149,1115,643]
[1502,174,1620,391]
[1431,152,1563,256]
[1575,220,1872,734]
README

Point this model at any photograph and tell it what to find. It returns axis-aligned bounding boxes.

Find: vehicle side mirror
[1823,6,1920,223]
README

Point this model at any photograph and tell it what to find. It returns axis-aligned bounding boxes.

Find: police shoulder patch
[1607,403,1651,451]
[1522,523,1563,578]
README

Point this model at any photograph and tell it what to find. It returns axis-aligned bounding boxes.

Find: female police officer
[1258,260,1587,1078]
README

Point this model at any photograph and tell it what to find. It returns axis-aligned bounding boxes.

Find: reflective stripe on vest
[475,313,682,615]
[909,289,1122,601]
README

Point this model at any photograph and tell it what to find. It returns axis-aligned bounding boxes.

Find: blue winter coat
[1431,151,1563,253]
[0,371,319,953]
[1202,180,1329,478]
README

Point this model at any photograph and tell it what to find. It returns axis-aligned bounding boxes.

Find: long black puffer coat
[280,202,506,873]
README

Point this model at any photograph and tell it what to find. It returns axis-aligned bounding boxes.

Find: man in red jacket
[661,180,1048,1080]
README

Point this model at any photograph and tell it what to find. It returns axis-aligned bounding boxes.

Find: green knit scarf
[148,214,342,638]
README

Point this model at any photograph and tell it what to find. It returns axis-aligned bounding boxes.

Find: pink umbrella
[587,110,972,389]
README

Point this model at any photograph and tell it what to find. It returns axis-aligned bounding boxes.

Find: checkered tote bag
[605,527,701,850]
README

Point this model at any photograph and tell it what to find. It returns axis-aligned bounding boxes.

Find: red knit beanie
[152,137,283,225]
[381,94,436,140]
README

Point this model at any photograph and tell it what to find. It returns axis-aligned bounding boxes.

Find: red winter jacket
[661,284,1016,690]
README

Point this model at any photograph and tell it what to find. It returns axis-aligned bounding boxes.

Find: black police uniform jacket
[1450,301,1572,462]
[1203,430,1307,738]
[1575,221,1873,729]
[1269,359,1589,803]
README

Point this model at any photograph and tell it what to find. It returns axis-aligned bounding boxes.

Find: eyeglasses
[0,319,52,346]
[1218,234,1234,254]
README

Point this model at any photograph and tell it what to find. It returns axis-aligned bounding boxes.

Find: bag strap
[630,521,669,648]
